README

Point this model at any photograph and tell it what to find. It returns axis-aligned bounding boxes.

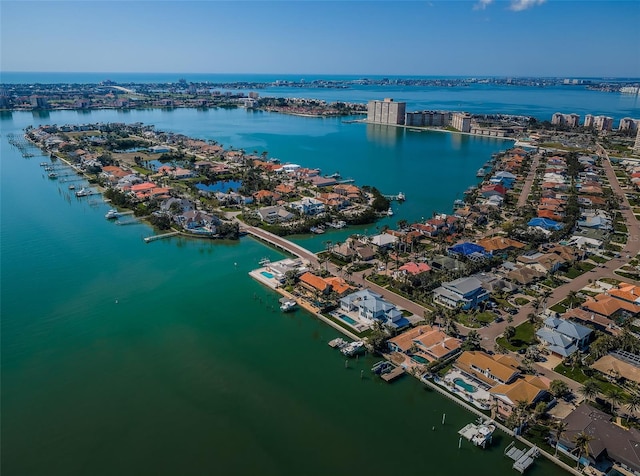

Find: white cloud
[509,0,546,11]
[473,0,494,10]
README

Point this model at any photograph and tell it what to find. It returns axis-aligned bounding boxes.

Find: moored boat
[75,187,91,197]
[387,207,394,216]
[105,209,119,220]
[476,168,486,177]
[341,340,365,357]
[279,297,297,312]
[310,226,325,234]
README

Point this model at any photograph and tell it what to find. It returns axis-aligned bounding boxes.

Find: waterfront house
[257,206,294,224]
[489,375,549,419]
[369,233,398,249]
[339,289,406,328]
[288,197,325,216]
[558,403,640,473]
[536,316,592,358]
[388,325,461,363]
[432,276,490,310]
[175,210,219,231]
[454,351,520,387]
[253,190,282,204]
[480,184,507,199]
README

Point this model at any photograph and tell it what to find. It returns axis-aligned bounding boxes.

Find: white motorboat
[387,207,394,216]
[341,341,365,357]
[105,209,119,220]
[279,298,297,312]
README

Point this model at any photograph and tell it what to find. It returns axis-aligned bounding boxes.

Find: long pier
[143,231,179,243]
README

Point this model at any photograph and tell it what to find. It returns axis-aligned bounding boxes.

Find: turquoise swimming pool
[454,378,477,393]
[339,314,357,325]
[261,271,274,279]
[411,355,430,364]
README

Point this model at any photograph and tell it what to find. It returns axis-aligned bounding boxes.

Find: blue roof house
[432,276,490,310]
[536,317,592,357]
[340,289,408,329]
[490,171,517,189]
[527,218,564,231]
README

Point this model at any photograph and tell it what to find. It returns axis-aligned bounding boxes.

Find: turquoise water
[412,355,430,365]
[2,108,568,476]
[339,314,357,325]
[454,378,477,393]
[261,271,275,279]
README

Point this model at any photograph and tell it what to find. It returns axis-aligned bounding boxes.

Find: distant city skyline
[1,1,639,77]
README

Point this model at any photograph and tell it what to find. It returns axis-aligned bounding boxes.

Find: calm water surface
[2,109,567,475]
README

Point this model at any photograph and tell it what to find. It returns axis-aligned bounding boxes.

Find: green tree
[579,380,600,402]
[462,330,481,351]
[367,321,389,354]
[553,421,567,457]
[625,393,640,424]
[549,379,570,399]
[606,387,624,417]
[503,325,516,343]
[573,431,594,468]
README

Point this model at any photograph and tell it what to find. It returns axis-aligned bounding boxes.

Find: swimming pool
[339,314,357,325]
[454,378,477,393]
[411,355,430,364]
[261,271,274,279]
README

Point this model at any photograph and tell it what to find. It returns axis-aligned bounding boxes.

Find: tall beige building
[451,112,472,133]
[634,128,640,154]
[367,98,406,125]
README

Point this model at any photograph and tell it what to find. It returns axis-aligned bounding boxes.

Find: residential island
[18,99,640,476]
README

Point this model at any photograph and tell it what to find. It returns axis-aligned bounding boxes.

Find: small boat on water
[48,172,58,179]
[328,338,348,349]
[397,192,405,201]
[68,184,75,190]
[341,340,365,357]
[476,168,487,177]
[75,187,91,197]
[105,209,119,220]
[259,257,271,266]
[279,297,297,312]
[387,207,394,216]
[310,226,325,234]
[326,220,346,229]
[40,162,49,167]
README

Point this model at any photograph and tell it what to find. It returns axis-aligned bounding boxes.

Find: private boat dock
[382,192,406,201]
[505,441,540,473]
[458,417,496,448]
[371,360,405,382]
[143,231,179,243]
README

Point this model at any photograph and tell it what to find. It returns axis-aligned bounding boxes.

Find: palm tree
[579,380,600,402]
[553,421,568,457]
[573,431,594,469]
[626,393,640,424]
[606,387,624,417]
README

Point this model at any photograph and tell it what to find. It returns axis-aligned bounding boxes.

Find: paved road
[517,153,541,208]
[477,150,640,348]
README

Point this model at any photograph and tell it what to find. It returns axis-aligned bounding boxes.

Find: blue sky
[1,0,639,77]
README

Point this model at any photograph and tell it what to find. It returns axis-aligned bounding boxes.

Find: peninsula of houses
[21,101,640,476]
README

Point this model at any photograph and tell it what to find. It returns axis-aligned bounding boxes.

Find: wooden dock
[380,366,405,382]
[143,232,179,243]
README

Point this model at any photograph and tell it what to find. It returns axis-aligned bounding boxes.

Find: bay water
[1,105,576,475]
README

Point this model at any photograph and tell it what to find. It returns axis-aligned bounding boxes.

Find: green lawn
[554,363,589,383]
[549,302,568,314]
[496,321,536,351]
[589,255,608,264]
[515,297,530,306]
